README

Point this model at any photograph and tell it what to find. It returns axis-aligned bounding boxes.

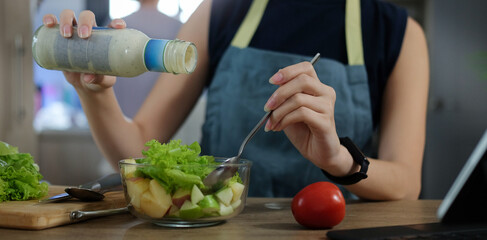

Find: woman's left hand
[264,61,348,174]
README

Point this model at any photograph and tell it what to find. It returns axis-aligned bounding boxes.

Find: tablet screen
[437,129,487,223]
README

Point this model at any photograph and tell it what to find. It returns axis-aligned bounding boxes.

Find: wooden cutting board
[0,185,127,230]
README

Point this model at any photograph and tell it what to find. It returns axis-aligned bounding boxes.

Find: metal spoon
[203,53,321,190]
[65,185,121,202]
[64,173,122,201]
[38,173,122,203]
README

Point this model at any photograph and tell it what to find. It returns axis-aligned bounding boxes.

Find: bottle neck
[144,39,170,73]
[163,39,197,74]
[144,39,197,74]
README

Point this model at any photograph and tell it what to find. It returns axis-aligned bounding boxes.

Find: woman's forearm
[76,86,147,169]
[345,157,422,200]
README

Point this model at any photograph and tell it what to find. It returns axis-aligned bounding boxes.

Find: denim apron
[201,0,373,197]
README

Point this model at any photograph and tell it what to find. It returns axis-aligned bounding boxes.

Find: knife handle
[79,173,122,191]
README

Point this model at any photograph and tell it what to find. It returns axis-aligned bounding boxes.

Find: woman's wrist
[322,137,370,185]
[322,145,360,177]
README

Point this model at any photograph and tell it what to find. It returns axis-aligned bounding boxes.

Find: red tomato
[291,181,346,229]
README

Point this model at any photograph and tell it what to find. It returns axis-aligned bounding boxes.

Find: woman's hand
[264,62,357,177]
[42,10,126,92]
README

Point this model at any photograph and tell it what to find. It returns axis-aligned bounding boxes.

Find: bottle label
[144,39,170,72]
[53,32,112,72]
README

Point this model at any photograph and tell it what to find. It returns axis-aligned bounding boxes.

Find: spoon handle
[78,173,121,191]
[236,53,321,158]
[237,111,271,158]
[70,207,128,222]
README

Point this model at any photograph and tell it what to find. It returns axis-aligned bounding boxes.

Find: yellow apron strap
[346,0,365,65]
[231,0,364,66]
[231,0,269,48]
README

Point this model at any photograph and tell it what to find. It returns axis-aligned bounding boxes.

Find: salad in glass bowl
[119,139,252,227]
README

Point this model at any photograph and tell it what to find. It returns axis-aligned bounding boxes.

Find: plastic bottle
[32,25,197,77]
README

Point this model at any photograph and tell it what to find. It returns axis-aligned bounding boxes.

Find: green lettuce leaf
[135,139,216,193]
[0,142,48,202]
[0,141,18,156]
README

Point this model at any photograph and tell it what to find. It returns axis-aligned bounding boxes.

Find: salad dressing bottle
[32,25,197,77]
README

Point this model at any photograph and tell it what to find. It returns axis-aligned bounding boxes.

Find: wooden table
[0,198,441,239]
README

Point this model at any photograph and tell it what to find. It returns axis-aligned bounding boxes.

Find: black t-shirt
[208,0,408,128]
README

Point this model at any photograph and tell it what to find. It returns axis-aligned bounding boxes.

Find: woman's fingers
[108,19,127,29]
[270,106,330,133]
[264,73,328,112]
[266,89,335,132]
[269,61,317,85]
[59,9,77,37]
[265,93,317,132]
[77,10,97,38]
[264,59,337,132]
[271,93,327,117]
[264,61,337,132]
[42,14,58,27]
[54,10,97,39]
[42,10,115,91]
[81,74,117,91]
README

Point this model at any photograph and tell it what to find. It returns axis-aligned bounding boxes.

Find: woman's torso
[201,0,407,197]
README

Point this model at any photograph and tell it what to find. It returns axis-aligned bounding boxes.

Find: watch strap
[322,137,369,185]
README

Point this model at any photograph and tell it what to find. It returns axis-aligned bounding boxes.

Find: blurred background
[0,0,485,199]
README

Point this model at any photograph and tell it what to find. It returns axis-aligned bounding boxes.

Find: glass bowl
[119,158,252,228]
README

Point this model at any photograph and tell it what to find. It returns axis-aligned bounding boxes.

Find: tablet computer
[327,129,487,240]
[437,128,487,223]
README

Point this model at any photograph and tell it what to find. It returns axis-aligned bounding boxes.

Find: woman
[42,0,429,200]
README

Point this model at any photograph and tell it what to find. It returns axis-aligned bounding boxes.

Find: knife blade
[37,192,73,204]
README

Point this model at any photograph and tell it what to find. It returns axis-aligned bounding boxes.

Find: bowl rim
[118,157,252,167]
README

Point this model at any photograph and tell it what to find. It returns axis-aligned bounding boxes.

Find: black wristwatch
[322,137,369,185]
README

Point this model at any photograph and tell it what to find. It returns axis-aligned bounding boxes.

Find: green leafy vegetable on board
[0,141,49,202]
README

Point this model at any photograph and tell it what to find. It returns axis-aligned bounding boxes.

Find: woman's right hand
[42,10,126,92]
